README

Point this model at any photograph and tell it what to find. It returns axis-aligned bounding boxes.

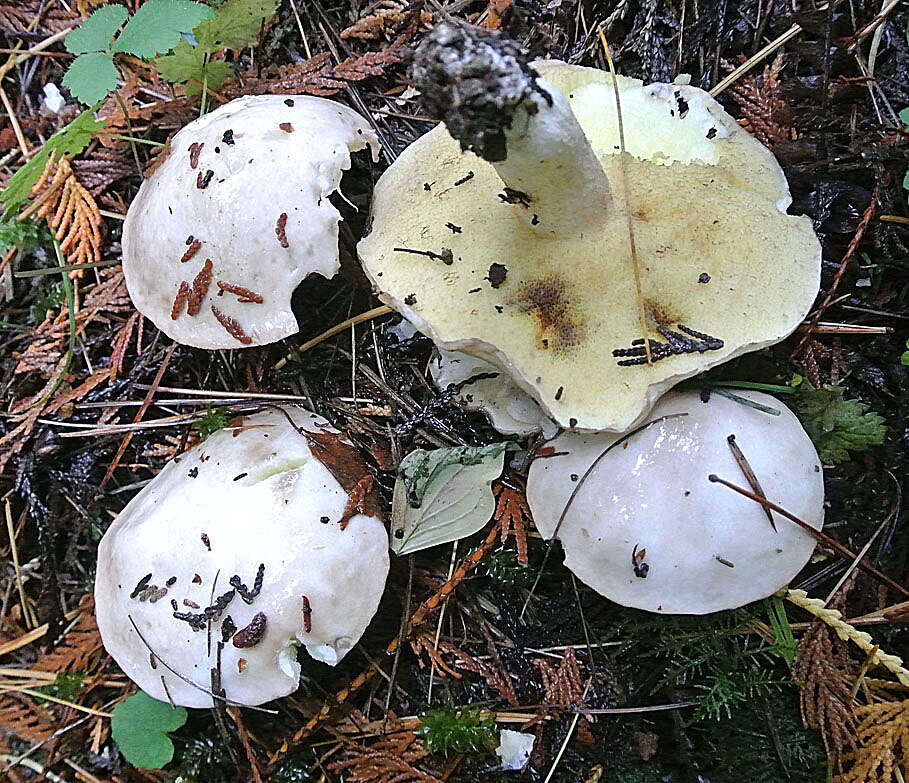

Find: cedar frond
[340,1,433,40]
[785,590,909,687]
[493,483,530,564]
[142,433,201,458]
[14,269,131,378]
[20,153,103,276]
[98,79,196,150]
[110,311,140,377]
[224,53,345,97]
[72,148,134,198]
[834,700,909,783]
[0,694,58,745]
[326,729,440,783]
[728,53,792,146]
[534,647,585,707]
[410,631,517,704]
[0,2,78,34]
[33,595,104,676]
[331,49,403,82]
[794,620,857,760]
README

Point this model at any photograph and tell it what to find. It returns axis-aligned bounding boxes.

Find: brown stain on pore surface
[509,274,586,353]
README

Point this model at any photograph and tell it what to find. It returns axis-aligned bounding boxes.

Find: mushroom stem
[411,23,612,228]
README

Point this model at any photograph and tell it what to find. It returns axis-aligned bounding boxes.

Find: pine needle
[597,25,651,364]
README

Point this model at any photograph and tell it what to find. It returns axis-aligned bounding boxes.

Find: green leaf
[65,5,129,54]
[899,107,909,128]
[112,0,214,58]
[156,40,233,94]
[111,691,187,769]
[63,52,118,105]
[194,0,279,52]
[1,109,107,214]
[795,384,886,463]
[390,443,509,555]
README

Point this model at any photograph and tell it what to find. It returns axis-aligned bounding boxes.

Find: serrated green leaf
[112,0,214,58]
[390,443,509,555]
[795,384,886,464]
[156,40,233,95]
[62,52,118,105]
[1,109,106,214]
[111,691,187,769]
[65,5,129,54]
[194,0,279,52]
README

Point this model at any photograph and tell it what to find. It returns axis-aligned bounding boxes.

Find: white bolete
[95,406,389,707]
[526,390,824,614]
[358,24,821,432]
[123,95,378,349]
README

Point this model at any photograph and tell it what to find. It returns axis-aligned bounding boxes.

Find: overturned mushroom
[123,95,378,348]
[95,407,389,707]
[358,23,821,432]
[526,390,824,614]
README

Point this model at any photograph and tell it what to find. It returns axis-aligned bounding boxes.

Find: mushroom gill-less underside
[358,60,821,432]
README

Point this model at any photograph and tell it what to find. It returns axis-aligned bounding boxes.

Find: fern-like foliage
[690,689,827,783]
[795,385,886,463]
[607,610,790,722]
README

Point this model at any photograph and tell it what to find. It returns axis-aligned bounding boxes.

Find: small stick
[726,434,776,530]
[274,305,393,370]
[708,474,909,598]
[126,615,276,712]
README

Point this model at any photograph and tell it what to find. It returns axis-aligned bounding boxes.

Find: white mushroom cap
[430,348,558,438]
[123,95,378,349]
[358,25,821,432]
[95,406,389,707]
[526,390,824,614]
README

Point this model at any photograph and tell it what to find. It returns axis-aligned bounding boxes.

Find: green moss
[193,407,231,439]
[416,707,497,756]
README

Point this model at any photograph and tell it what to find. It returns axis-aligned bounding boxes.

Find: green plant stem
[95,132,164,146]
[113,90,143,176]
[200,53,210,115]
[15,258,120,277]
[698,380,797,394]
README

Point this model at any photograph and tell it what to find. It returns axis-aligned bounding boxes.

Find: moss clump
[416,707,497,756]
